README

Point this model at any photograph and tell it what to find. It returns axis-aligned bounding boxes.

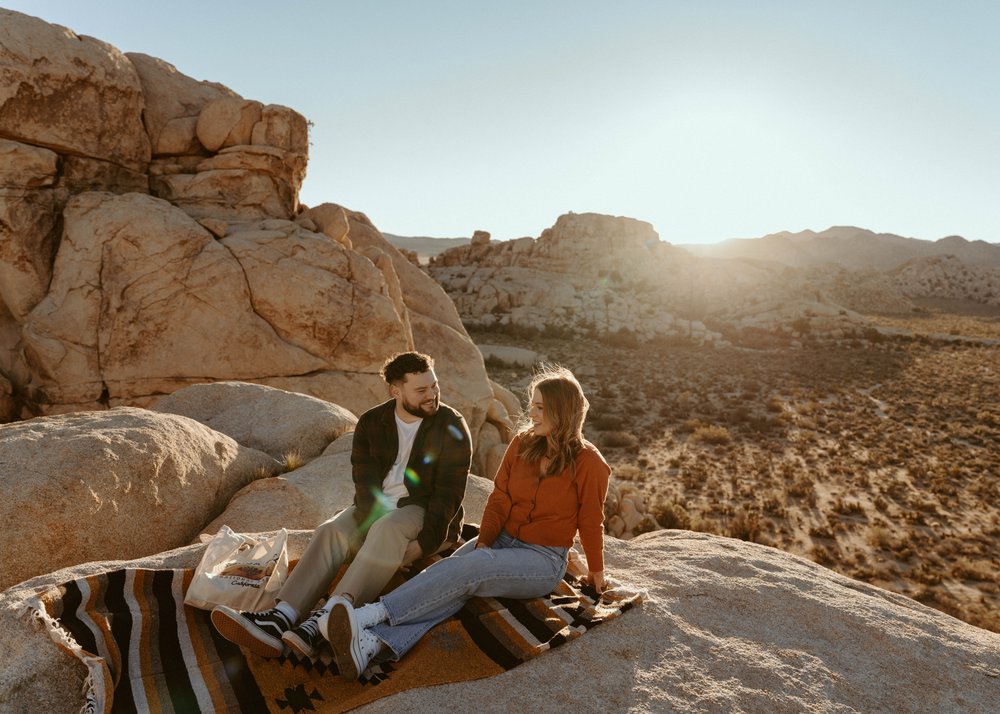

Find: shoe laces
[359,628,382,661]
[297,611,324,641]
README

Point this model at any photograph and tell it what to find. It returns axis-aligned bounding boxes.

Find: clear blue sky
[7,1,1000,244]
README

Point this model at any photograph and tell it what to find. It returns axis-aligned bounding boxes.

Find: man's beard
[402,395,439,419]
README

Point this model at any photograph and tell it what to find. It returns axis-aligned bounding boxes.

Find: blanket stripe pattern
[29,552,642,713]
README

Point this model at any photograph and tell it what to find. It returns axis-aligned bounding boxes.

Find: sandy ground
[472,308,1000,634]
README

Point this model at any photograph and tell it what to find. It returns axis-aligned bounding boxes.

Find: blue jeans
[370,531,569,660]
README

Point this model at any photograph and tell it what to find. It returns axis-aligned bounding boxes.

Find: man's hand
[399,540,424,572]
[588,570,607,595]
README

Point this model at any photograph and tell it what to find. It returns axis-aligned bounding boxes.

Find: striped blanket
[27,547,642,713]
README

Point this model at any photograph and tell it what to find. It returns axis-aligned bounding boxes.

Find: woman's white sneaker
[324,600,384,680]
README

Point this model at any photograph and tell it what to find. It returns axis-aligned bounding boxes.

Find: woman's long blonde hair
[517,365,589,477]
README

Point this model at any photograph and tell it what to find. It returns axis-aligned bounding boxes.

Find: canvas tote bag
[184,525,288,611]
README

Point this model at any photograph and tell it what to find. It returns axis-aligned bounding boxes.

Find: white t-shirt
[382,414,422,507]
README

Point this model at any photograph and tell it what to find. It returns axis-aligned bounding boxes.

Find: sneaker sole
[210,607,286,658]
[326,601,361,680]
[282,630,318,659]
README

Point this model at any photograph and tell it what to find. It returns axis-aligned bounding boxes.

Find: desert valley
[386,219,1000,636]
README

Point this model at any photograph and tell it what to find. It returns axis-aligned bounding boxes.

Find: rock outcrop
[430,213,731,344]
[0,9,500,463]
[154,381,357,461]
[427,213,989,347]
[2,530,997,712]
[0,407,278,590]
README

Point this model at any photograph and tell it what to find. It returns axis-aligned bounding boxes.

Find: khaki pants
[277,504,425,613]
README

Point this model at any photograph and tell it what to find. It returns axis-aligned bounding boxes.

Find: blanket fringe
[20,594,108,714]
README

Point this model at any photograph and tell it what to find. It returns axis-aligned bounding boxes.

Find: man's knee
[315,514,354,544]
[366,514,411,543]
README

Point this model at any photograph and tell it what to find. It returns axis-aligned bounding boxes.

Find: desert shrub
[786,474,816,504]
[975,410,999,428]
[602,328,641,349]
[245,463,274,488]
[281,450,305,472]
[912,561,944,586]
[602,431,638,449]
[614,464,645,481]
[676,418,703,434]
[832,498,866,516]
[810,544,838,566]
[591,414,625,431]
[766,395,784,413]
[690,424,732,445]
[746,415,780,433]
[725,405,752,425]
[633,516,660,536]
[483,354,516,370]
[797,400,821,415]
[950,560,995,581]
[653,499,692,530]
[809,523,836,540]
[910,496,940,514]
[735,326,790,349]
[867,526,894,549]
[761,496,786,517]
[862,327,886,343]
[727,509,762,542]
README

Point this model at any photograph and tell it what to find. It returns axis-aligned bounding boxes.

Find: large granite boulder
[124,52,238,157]
[2,531,997,712]
[300,203,500,453]
[154,381,357,461]
[0,141,59,323]
[0,407,277,591]
[0,10,150,171]
[20,192,410,412]
[357,531,1000,713]
[0,10,501,468]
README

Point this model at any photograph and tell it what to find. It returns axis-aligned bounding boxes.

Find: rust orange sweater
[478,435,611,572]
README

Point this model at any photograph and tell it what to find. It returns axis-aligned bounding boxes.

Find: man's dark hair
[381,351,434,385]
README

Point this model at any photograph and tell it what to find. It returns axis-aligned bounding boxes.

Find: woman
[320,365,612,680]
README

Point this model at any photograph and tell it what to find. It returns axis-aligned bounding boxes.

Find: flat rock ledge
[1,531,997,713]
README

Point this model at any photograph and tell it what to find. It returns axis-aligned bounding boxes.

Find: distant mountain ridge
[383,233,471,261]
[681,226,1000,270]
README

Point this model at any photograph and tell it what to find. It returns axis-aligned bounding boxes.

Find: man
[211,351,472,658]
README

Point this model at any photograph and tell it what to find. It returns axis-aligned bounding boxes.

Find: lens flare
[422,452,437,465]
[358,488,393,530]
[447,424,465,441]
[405,467,420,485]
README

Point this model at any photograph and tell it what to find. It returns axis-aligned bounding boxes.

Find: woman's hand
[588,570,606,594]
